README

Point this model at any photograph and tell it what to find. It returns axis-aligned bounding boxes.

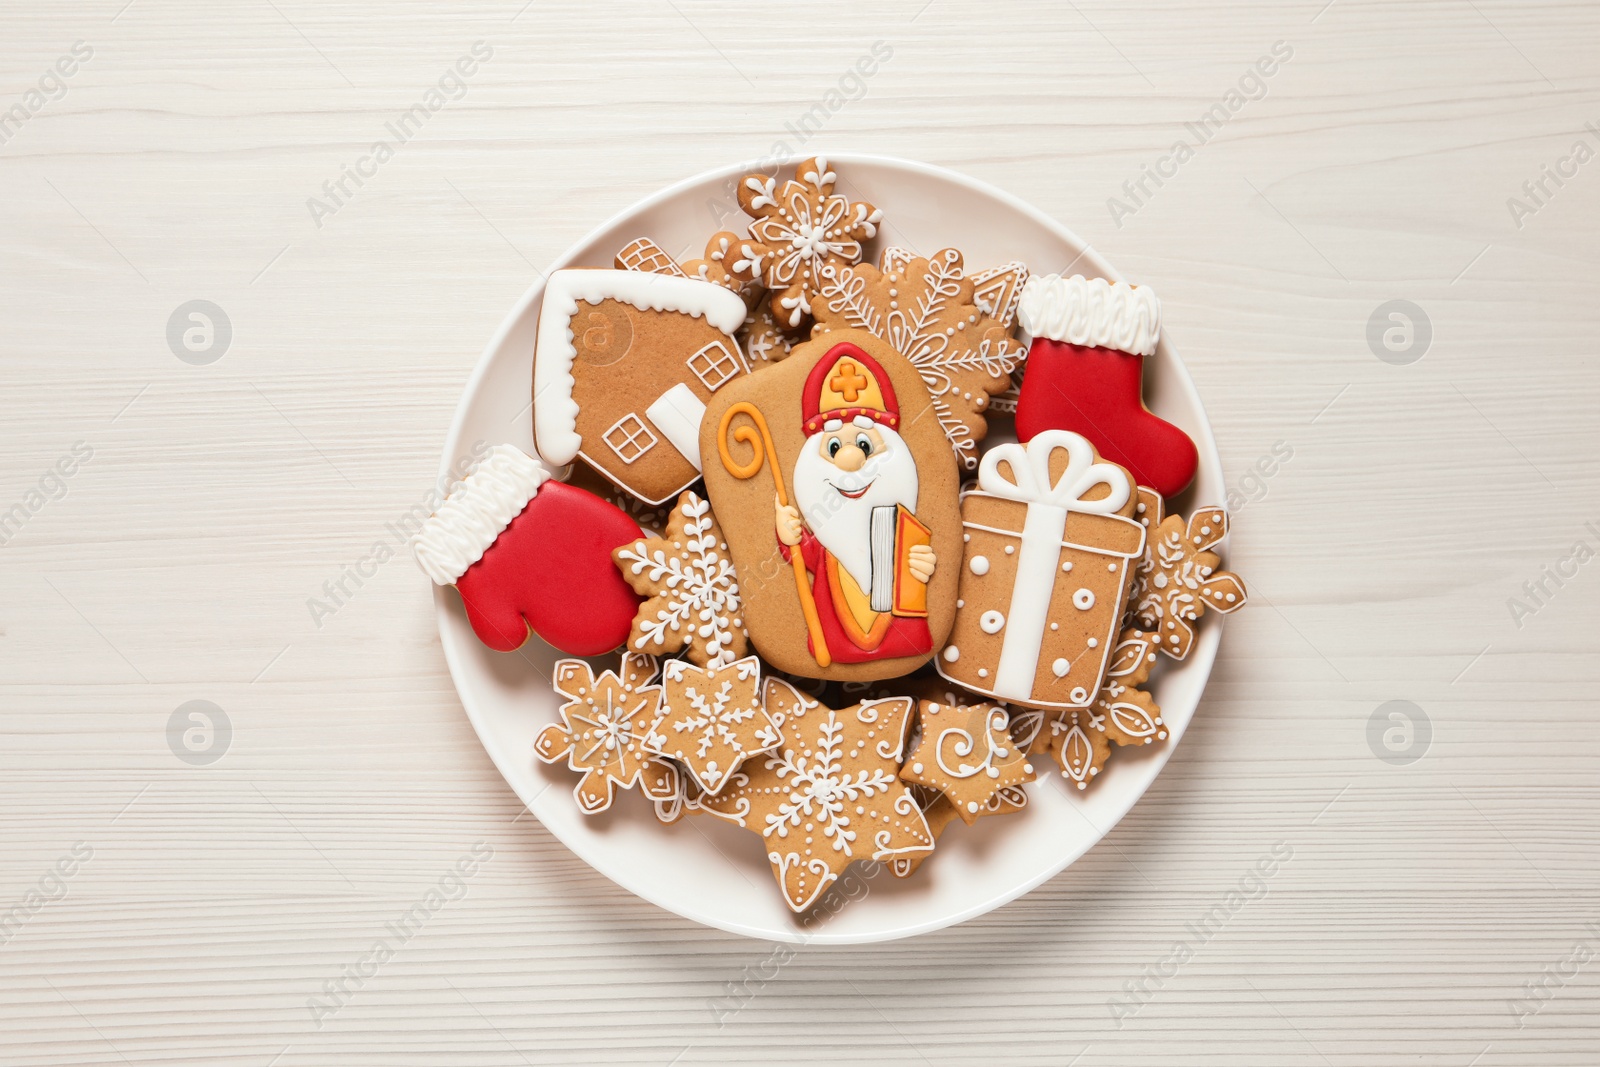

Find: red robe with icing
[779,528,932,665]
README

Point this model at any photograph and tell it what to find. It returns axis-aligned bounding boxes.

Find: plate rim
[431,152,1225,944]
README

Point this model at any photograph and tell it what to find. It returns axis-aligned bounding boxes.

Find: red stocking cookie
[412,445,643,655]
[1013,274,1198,497]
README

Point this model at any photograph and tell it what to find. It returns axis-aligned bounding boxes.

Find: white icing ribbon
[977,431,1131,516]
[411,445,551,585]
[1017,273,1160,357]
[976,432,1132,703]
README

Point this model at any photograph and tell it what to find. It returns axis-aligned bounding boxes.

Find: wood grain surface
[2,1,1597,1064]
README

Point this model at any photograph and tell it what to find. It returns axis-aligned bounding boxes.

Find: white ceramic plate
[432,154,1225,944]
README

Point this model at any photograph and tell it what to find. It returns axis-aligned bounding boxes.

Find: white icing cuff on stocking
[411,445,551,585]
[1017,273,1160,357]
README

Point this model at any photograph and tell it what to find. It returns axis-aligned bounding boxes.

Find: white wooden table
[3,2,1597,1064]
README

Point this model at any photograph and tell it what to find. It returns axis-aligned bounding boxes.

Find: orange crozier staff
[717,401,832,668]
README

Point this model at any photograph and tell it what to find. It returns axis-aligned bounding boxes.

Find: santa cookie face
[700,330,961,682]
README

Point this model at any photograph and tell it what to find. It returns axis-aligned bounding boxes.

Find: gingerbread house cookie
[532,269,750,506]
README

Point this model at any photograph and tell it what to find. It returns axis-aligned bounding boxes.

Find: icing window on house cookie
[687,340,742,393]
[603,413,658,464]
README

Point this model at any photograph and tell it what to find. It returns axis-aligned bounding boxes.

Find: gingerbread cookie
[694,680,932,912]
[936,430,1146,709]
[734,156,883,331]
[411,445,643,655]
[899,697,1035,824]
[812,248,1025,471]
[699,330,962,682]
[1128,488,1248,660]
[682,231,764,304]
[1094,628,1166,747]
[644,655,778,795]
[533,653,682,814]
[742,293,796,366]
[532,268,750,505]
[613,490,748,668]
[1013,274,1198,497]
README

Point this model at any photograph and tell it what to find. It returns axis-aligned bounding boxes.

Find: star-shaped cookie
[695,679,933,912]
[644,655,778,795]
[533,653,682,814]
[899,697,1035,825]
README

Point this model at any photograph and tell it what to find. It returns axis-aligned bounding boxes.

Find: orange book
[892,505,931,618]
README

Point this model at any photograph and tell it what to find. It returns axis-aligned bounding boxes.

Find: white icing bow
[977,431,1131,515]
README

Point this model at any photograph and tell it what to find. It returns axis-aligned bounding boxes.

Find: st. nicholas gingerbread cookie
[699,329,962,682]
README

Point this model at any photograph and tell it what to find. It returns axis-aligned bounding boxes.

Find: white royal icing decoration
[980,610,1005,634]
[533,269,748,466]
[644,382,707,471]
[1017,273,1160,357]
[943,645,960,662]
[969,555,990,576]
[412,445,550,585]
[1073,588,1095,610]
[976,432,1132,704]
[1052,658,1069,677]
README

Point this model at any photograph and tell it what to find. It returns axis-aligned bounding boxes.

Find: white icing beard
[791,425,919,591]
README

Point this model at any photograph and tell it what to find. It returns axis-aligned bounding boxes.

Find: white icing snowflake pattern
[735,155,883,329]
[695,683,932,912]
[647,656,777,795]
[614,490,748,668]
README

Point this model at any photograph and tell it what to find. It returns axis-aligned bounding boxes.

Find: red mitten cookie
[1013,274,1198,498]
[412,445,643,655]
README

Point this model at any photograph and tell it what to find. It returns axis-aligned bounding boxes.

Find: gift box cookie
[936,431,1146,709]
[532,268,750,505]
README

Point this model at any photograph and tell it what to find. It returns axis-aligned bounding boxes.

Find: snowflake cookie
[695,678,933,912]
[644,655,779,795]
[613,489,748,668]
[1128,488,1248,660]
[533,653,683,815]
[899,698,1035,825]
[734,156,883,331]
[812,247,1025,470]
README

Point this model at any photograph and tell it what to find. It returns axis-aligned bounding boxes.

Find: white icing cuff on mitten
[1017,273,1160,357]
[412,445,551,585]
